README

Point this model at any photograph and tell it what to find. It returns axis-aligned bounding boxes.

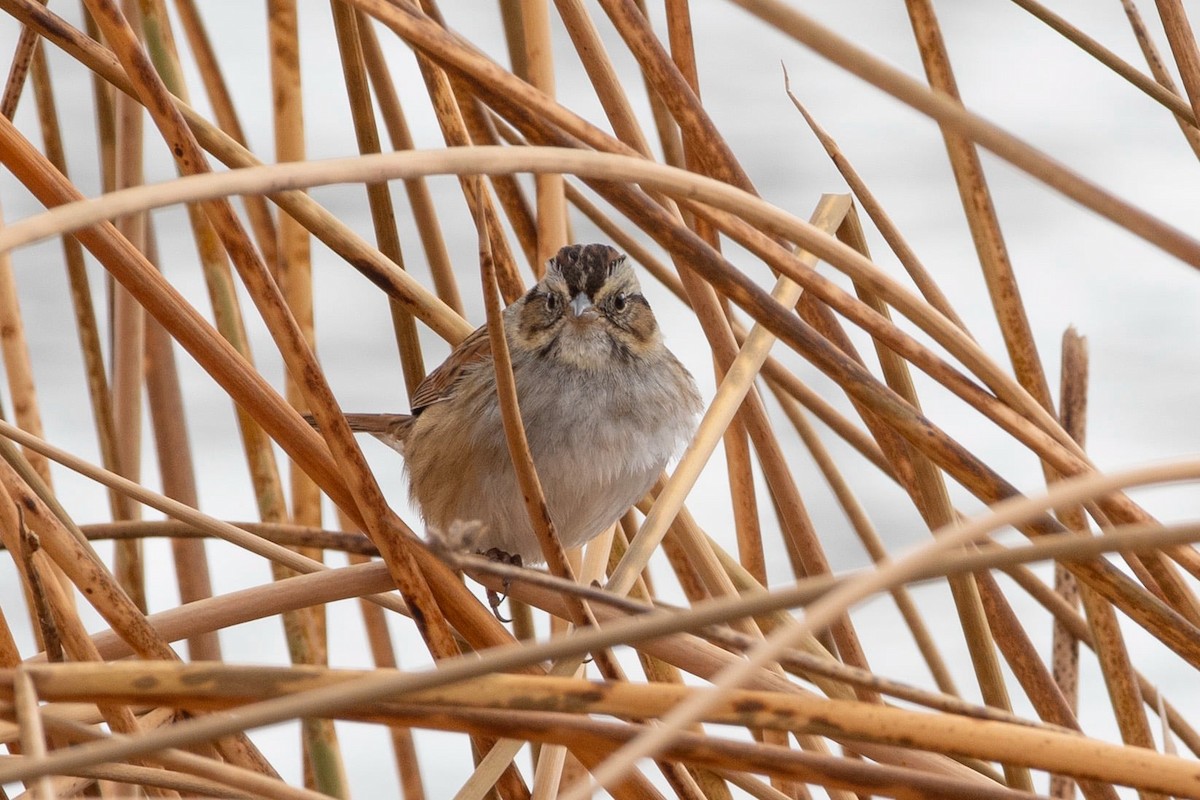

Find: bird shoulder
[409,324,495,413]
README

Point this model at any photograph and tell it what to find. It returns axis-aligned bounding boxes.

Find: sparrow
[334,243,701,565]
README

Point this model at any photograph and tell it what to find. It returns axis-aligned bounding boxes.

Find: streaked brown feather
[341,413,413,438]
[302,411,413,451]
[409,324,494,413]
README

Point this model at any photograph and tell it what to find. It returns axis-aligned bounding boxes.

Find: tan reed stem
[1050,328,1084,800]
[797,283,1027,785]
[1009,0,1196,123]
[110,0,148,615]
[520,0,568,262]
[783,75,968,335]
[134,0,223,663]
[143,279,221,661]
[1153,0,1200,125]
[332,2,427,400]
[775,357,958,697]
[728,0,1200,267]
[171,0,282,266]
[18,662,1200,796]
[265,2,349,791]
[12,668,53,800]
[357,14,463,315]
[0,22,38,118]
[27,38,123,526]
[1119,0,1200,159]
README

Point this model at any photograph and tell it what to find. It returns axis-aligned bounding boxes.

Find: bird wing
[410,324,494,414]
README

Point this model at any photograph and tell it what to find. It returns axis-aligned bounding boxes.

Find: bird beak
[570,292,593,317]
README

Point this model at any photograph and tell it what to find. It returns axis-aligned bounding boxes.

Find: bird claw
[481,548,523,623]
[486,588,513,623]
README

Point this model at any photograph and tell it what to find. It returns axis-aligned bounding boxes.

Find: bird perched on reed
[329,243,701,565]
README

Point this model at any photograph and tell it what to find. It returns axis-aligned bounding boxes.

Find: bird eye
[545,292,562,313]
[612,292,628,312]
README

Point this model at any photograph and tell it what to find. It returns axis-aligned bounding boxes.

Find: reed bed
[0,1,1198,798]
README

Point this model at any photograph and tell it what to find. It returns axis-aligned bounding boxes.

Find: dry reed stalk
[348,541,427,799]
[110,0,149,618]
[519,0,568,262]
[73,519,377,553]
[662,1,768,648]
[1154,0,1200,124]
[599,0,752,192]
[0,20,36,117]
[403,3,528,301]
[1010,0,1195,122]
[731,0,1200,266]
[781,326,956,695]
[1049,328,1085,800]
[171,0,281,266]
[12,669,52,800]
[1120,0,1200,159]
[143,281,221,660]
[17,662,1200,795]
[799,277,1028,785]
[0,210,48,489]
[783,76,968,336]
[912,0,1200,640]
[270,2,348,787]
[358,14,464,315]
[28,36,123,524]
[332,2,427,398]
[134,0,221,666]
[147,10,342,783]
[0,188,80,631]
[568,460,1200,795]
[833,215,1032,750]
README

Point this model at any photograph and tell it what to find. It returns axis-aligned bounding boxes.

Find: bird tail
[302,412,413,454]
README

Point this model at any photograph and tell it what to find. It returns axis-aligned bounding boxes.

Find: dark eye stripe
[519,291,565,335]
[612,293,649,314]
[603,294,653,337]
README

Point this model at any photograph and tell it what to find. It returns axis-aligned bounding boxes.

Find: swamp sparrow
[336,243,701,564]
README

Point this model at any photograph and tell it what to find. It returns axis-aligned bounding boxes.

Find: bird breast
[404,345,697,563]
[517,355,692,480]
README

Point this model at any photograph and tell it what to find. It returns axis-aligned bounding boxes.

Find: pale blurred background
[2,1,1199,796]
